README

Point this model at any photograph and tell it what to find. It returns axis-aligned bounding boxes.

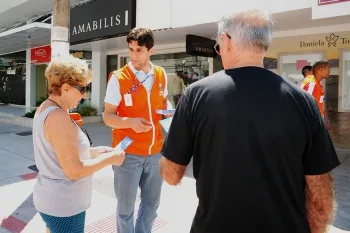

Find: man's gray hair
[217,9,274,52]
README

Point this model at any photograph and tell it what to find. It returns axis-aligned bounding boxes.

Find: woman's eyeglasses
[214,33,232,55]
[73,85,87,94]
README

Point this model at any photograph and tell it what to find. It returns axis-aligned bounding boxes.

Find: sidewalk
[0,122,349,233]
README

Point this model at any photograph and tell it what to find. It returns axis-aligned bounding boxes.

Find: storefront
[266,31,350,147]
[69,0,136,113]
[118,35,216,86]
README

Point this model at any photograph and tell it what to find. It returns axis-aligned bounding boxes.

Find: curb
[0,113,103,128]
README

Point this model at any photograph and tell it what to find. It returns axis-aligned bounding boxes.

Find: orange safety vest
[110,64,166,155]
[301,75,324,117]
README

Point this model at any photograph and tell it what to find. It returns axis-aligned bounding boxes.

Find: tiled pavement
[0,122,349,233]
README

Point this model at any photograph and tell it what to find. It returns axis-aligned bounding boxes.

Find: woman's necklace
[47,99,62,108]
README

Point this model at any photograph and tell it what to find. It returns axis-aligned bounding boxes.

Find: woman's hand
[90,146,114,158]
[110,150,126,166]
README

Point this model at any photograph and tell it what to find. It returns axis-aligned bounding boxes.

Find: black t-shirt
[162,67,340,233]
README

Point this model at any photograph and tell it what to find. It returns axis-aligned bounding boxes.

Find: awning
[0,22,51,56]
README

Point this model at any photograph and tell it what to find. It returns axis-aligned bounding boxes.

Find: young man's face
[320,65,331,79]
[128,40,154,70]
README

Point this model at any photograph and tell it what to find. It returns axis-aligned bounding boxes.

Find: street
[0,121,349,233]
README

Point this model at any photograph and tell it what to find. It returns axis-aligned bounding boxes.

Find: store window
[341,51,350,110]
[120,52,210,86]
[0,51,26,105]
[279,53,324,86]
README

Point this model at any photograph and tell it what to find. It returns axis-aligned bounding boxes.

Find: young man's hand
[128,118,152,133]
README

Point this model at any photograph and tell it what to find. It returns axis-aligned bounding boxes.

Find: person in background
[301,60,330,118]
[160,9,339,233]
[33,56,125,233]
[103,28,169,233]
[171,72,185,107]
[302,65,313,78]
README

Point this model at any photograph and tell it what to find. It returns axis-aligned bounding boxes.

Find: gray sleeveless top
[33,106,92,217]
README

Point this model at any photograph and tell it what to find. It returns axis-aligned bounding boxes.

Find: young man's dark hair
[126,27,154,50]
[312,60,330,74]
[301,65,312,77]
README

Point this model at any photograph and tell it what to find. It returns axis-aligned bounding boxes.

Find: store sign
[70,0,136,44]
[31,46,51,64]
[300,33,350,48]
[186,35,217,58]
[318,0,350,5]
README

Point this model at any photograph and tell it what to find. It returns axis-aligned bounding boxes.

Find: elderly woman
[33,56,125,233]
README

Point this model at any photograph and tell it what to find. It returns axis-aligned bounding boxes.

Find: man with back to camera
[301,60,330,118]
[103,27,169,233]
[302,65,313,78]
[159,9,339,233]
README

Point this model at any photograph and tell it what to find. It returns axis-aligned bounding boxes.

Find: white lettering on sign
[71,14,124,36]
[125,10,128,26]
[35,49,47,57]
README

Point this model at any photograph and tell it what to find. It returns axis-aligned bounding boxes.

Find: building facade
[0,0,349,147]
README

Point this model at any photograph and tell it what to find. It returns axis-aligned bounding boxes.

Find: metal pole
[51,0,70,59]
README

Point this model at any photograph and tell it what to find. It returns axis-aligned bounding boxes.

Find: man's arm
[103,103,131,129]
[305,173,335,233]
[160,156,187,185]
[160,92,193,184]
[104,103,152,133]
[103,74,152,133]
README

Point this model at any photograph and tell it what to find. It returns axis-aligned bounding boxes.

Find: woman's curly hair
[45,56,92,95]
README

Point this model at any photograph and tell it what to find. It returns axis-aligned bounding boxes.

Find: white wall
[136,0,172,29]
[136,0,313,30]
[312,1,350,19]
[171,0,312,28]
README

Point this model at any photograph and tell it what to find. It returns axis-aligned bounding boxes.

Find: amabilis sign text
[300,33,350,48]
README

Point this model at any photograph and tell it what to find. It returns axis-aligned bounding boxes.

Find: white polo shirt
[104,61,168,106]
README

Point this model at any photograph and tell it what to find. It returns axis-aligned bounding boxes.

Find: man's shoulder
[153,65,166,74]
[110,66,132,80]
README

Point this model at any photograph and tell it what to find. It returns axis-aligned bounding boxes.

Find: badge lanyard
[126,75,151,94]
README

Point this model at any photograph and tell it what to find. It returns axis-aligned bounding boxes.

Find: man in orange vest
[301,60,330,117]
[103,28,169,233]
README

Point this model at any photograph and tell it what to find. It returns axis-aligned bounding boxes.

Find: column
[91,51,107,115]
[208,57,214,75]
[25,49,36,113]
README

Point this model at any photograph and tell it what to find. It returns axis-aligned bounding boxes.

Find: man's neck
[225,51,264,69]
[133,61,151,73]
[314,75,323,82]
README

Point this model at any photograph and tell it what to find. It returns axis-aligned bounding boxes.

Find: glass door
[341,50,350,111]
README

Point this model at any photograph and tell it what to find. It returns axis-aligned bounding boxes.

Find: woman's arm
[45,109,125,180]
[90,146,114,159]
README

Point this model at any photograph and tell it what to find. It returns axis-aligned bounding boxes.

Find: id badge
[124,94,133,106]
[320,95,324,103]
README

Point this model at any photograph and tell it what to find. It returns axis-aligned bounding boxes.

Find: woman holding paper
[32,56,125,233]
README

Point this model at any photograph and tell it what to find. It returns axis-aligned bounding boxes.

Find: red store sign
[31,46,51,64]
[319,0,350,5]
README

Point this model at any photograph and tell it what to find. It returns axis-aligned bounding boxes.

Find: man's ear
[149,47,155,56]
